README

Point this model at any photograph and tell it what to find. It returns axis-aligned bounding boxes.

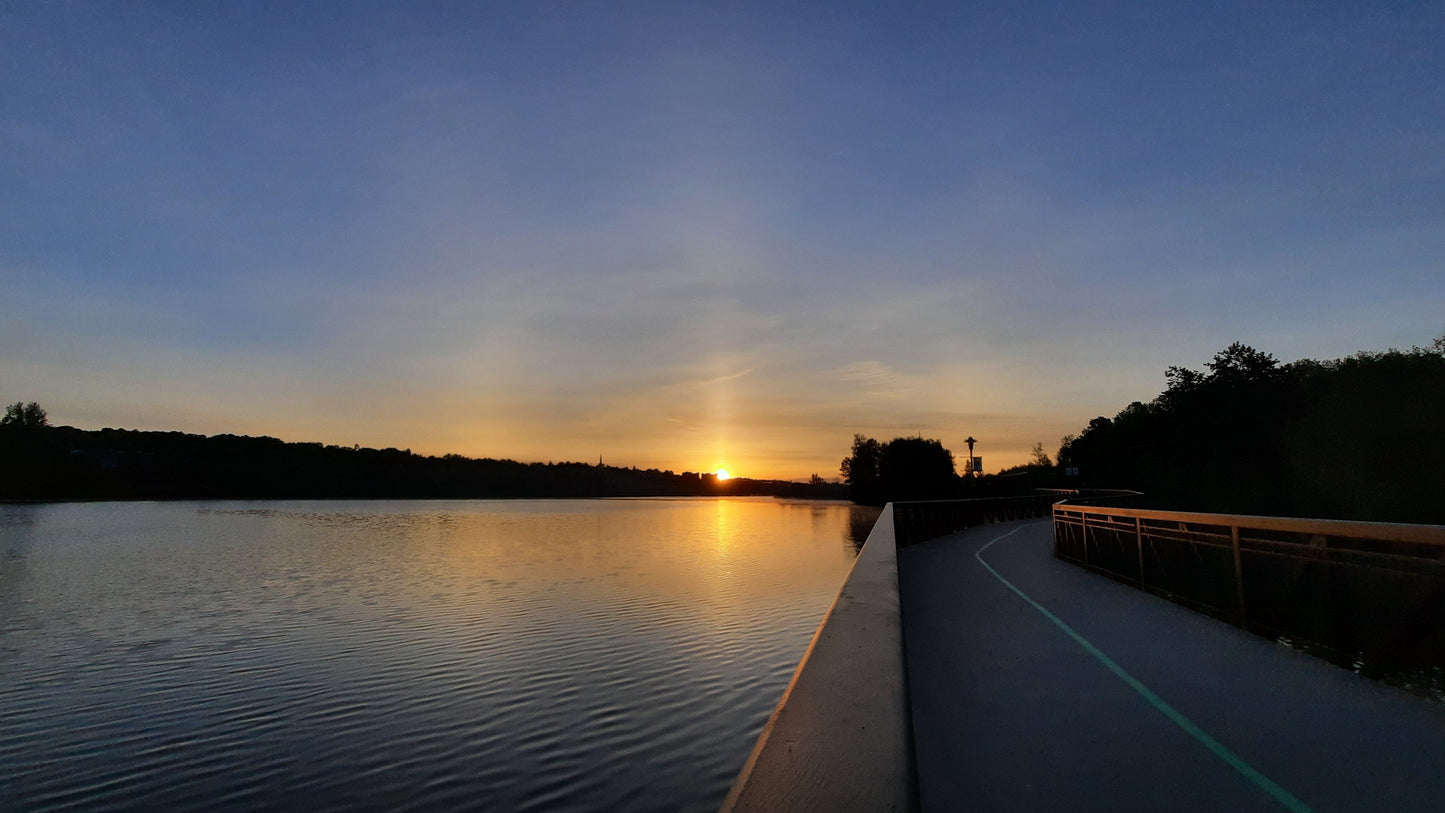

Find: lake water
[0,498,875,812]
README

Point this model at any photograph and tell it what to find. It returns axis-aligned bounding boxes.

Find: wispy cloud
[1,3,1441,477]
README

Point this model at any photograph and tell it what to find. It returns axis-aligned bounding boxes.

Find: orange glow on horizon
[715,468,732,480]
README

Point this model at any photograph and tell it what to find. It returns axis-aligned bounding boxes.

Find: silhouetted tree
[879,436,956,502]
[1055,434,1076,466]
[993,441,1064,489]
[1029,442,1052,467]
[1,401,48,430]
[841,434,963,503]
[840,434,884,504]
[1205,342,1280,386]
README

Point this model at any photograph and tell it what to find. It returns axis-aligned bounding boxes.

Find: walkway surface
[898,518,1445,813]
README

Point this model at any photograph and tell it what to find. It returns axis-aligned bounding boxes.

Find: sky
[2,2,1442,480]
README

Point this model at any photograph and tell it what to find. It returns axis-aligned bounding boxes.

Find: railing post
[1135,516,1145,589]
[1052,507,1059,556]
[1231,525,1247,628]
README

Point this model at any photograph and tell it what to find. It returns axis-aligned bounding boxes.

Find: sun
[715,468,732,481]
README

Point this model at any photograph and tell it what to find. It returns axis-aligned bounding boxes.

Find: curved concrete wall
[720,504,917,813]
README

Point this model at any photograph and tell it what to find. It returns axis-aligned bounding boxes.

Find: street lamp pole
[965,436,977,478]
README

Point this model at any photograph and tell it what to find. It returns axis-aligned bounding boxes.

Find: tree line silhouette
[838,433,1056,505]
[1057,339,1445,524]
[0,420,845,502]
[838,337,1444,523]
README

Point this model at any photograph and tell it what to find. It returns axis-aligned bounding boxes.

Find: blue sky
[3,2,1442,478]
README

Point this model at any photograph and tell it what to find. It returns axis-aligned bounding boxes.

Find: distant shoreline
[0,424,848,503]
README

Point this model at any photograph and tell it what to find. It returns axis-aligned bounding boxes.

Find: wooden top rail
[894,488,1141,506]
[1054,503,1445,546]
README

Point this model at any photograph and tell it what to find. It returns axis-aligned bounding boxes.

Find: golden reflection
[390,499,857,634]
[714,497,734,557]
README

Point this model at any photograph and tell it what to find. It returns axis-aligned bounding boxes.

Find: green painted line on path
[973,525,1314,813]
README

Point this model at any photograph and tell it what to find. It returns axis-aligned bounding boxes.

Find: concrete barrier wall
[720,504,917,813]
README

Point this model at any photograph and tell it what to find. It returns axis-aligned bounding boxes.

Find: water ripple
[0,499,868,812]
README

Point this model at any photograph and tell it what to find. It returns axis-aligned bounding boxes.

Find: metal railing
[1053,504,1445,673]
[893,495,1059,548]
[893,490,1139,548]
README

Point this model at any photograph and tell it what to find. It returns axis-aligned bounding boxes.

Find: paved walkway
[898,519,1445,812]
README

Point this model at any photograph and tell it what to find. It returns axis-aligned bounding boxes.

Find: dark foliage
[841,434,956,504]
[879,437,956,500]
[1057,340,1445,523]
[1,401,48,429]
[839,434,884,503]
[0,421,846,502]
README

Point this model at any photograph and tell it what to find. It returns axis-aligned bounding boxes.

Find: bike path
[898,519,1445,812]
